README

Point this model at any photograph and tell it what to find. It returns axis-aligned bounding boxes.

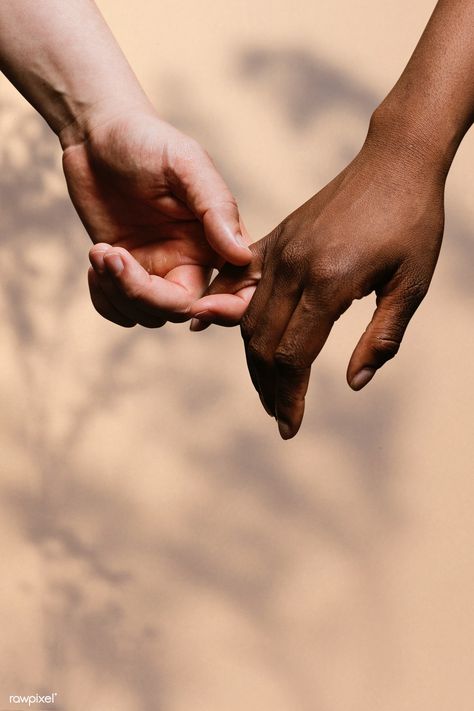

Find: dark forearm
[369,0,474,176]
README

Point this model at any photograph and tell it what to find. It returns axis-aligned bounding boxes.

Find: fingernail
[350,367,376,391]
[277,419,293,440]
[190,311,209,332]
[90,250,107,274]
[104,253,124,276]
[234,232,250,250]
[190,317,207,332]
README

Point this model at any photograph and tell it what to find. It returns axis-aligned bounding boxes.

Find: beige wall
[1,1,474,709]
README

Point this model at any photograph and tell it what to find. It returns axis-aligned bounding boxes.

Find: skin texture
[1,0,473,435]
[189,131,446,438]
[63,111,250,327]
[0,0,251,327]
[191,0,474,438]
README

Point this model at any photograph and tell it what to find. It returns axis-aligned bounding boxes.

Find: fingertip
[103,251,125,277]
[276,400,304,440]
[203,209,252,266]
[349,367,376,391]
[190,318,211,332]
[221,241,252,267]
[89,243,111,273]
[234,252,253,267]
[277,418,298,440]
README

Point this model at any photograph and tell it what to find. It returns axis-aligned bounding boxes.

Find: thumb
[189,238,265,330]
[347,281,426,391]
[177,145,252,266]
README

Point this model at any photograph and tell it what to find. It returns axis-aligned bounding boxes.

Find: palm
[63,125,215,298]
[61,113,247,327]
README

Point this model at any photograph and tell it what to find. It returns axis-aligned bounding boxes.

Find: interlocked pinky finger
[88,268,137,328]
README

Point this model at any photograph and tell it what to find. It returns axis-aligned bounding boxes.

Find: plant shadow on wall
[238,47,375,125]
[147,45,473,704]
[179,42,474,549]
[235,45,474,277]
[0,46,472,710]
[0,104,173,709]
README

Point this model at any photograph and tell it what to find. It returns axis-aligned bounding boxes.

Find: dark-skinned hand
[190,128,445,438]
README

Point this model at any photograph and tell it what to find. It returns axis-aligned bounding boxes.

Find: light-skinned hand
[62,110,250,328]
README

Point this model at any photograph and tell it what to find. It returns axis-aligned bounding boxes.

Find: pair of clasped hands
[2,0,473,438]
[77,109,443,440]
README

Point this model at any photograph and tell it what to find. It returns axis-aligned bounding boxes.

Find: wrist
[365,98,461,182]
[57,92,154,150]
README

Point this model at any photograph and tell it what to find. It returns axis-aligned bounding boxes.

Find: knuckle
[370,335,400,361]
[310,259,349,295]
[391,268,430,308]
[247,338,272,366]
[401,280,428,306]
[203,194,239,216]
[219,193,238,209]
[278,242,304,276]
[274,347,304,371]
[169,137,205,180]
[274,347,293,369]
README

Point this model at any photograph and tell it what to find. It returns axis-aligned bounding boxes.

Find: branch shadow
[0,42,472,711]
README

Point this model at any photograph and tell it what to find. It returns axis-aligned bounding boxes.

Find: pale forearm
[0,0,152,147]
